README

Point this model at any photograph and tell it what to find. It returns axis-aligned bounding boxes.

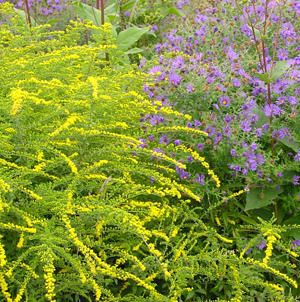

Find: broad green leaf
[270,61,290,81]
[72,3,101,26]
[117,26,149,50]
[245,187,282,211]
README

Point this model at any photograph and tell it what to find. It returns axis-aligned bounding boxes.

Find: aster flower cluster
[142,0,300,193]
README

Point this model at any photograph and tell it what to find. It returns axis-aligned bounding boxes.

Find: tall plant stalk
[23,0,32,27]
[96,0,105,25]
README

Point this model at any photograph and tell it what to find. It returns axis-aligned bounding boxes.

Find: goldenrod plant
[0,3,299,301]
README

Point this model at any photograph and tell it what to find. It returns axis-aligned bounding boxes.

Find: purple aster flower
[186,83,194,93]
[149,66,162,74]
[292,176,300,185]
[225,46,239,61]
[169,72,182,87]
[294,151,300,161]
[138,139,147,148]
[277,48,289,60]
[232,78,241,87]
[272,128,290,140]
[291,240,300,249]
[230,149,237,157]
[174,139,181,146]
[187,156,193,162]
[288,96,298,105]
[263,104,282,117]
[176,167,190,180]
[194,120,202,127]
[205,126,216,136]
[194,173,205,185]
[149,115,164,126]
[197,143,204,151]
[159,135,170,145]
[240,120,252,132]
[219,95,231,107]
[148,135,155,142]
[256,240,266,250]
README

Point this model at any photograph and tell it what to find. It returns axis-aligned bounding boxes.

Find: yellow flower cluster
[151,150,186,169]
[0,178,11,193]
[263,235,277,265]
[88,77,99,99]
[10,88,29,116]
[49,114,81,137]
[0,272,12,302]
[43,253,56,302]
[0,222,36,234]
[176,145,221,188]
[90,279,101,301]
[262,281,284,292]
[0,238,7,267]
[157,126,208,137]
[14,275,30,302]
[216,233,233,244]
[246,258,298,288]
[223,189,247,201]
[21,187,43,201]
[58,152,79,175]
[16,232,25,249]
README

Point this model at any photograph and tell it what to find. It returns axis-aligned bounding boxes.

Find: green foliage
[0,3,299,302]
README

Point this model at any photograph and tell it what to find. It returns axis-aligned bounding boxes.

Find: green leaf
[117,26,150,51]
[14,8,37,26]
[124,47,144,55]
[160,6,185,18]
[72,3,101,26]
[255,72,271,84]
[279,136,300,152]
[245,187,282,211]
[270,61,290,82]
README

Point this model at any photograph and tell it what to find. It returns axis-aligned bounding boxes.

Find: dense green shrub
[0,3,299,302]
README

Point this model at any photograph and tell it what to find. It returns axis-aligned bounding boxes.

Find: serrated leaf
[245,187,282,211]
[117,26,149,51]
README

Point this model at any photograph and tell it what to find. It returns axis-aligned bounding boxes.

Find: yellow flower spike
[90,279,101,301]
[21,187,43,201]
[0,272,12,302]
[0,238,7,267]
[10,88,29,116]
[49,114,82,137]
[157,126,208,137]
[58,152,78,175]
[16,232,24,249]
[43,253,56,302]
[216,233,233,244]
[263,234,277,265]
[0,222,36,234]
[175,145,221,188]
[246,258,298,288]
[0,178,12,193]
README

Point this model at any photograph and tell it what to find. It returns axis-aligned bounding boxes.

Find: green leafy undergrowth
[0,3,299,302]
